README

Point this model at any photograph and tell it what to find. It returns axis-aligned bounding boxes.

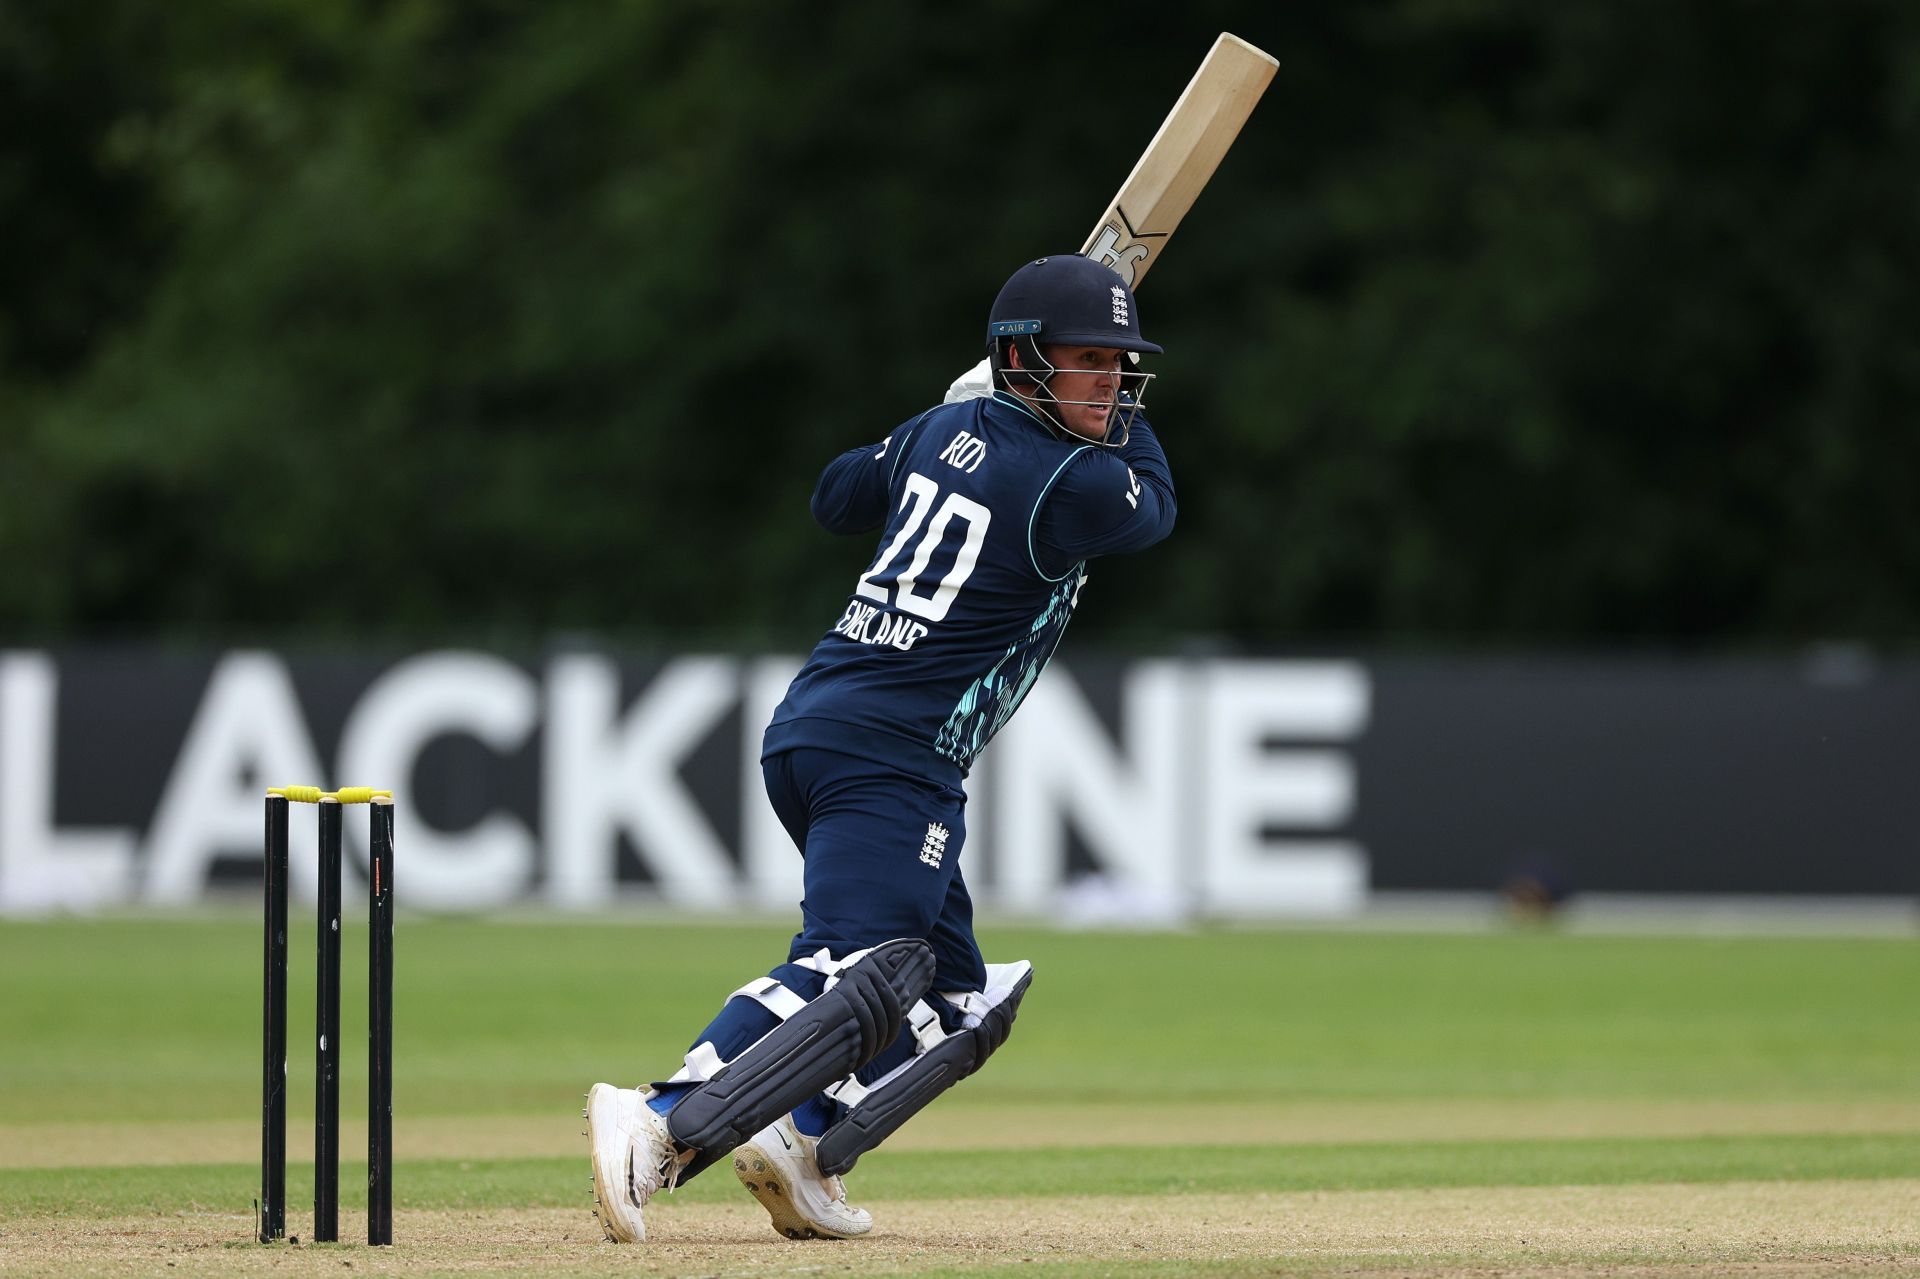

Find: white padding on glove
[944,358,994,403]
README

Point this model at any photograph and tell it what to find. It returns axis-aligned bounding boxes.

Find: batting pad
[665,937,936,1159]
[816,959,1033,1177]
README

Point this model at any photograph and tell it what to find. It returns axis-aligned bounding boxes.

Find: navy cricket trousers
[654,747,987,1126]
[762,746,987,995]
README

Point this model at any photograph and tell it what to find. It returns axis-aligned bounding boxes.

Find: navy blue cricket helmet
[985,255,1163,355]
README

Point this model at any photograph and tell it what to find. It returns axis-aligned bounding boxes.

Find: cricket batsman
[586,253,1176,1242]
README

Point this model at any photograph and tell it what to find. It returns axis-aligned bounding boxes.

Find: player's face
[1041,345,1126,441]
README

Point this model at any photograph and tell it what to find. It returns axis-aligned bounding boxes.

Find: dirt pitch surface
[5,1181,1917,1278]
[11,1100,1920,1168]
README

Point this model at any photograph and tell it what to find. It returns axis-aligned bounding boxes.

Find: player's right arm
[1030,415,1176,575]
[809,440,891,534]
[811,411,939,534]
[813,410,941,533]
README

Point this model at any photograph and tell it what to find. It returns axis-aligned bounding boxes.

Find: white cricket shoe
[585,1083,688,1243]
[733,1113,874,1240]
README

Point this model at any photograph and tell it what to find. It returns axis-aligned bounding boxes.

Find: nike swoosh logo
[776,1127,794,1152]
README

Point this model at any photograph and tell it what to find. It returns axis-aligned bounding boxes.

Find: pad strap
[824,997,947,1108]
[666,941,897,1086]
[666,976,813,1083]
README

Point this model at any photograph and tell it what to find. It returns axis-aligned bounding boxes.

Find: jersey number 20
[854,472,991,623]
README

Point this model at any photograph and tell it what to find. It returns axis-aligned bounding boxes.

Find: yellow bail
[268,786,392,805]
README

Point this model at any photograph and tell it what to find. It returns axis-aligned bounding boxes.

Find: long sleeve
[1030,415,1176,575]
[810,439,894,534]
[809,413,939,534]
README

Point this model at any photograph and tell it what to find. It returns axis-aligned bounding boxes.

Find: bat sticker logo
[1085,224,1152,287]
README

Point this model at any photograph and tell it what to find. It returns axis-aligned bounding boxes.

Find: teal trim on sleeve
[1027,447,1092,581]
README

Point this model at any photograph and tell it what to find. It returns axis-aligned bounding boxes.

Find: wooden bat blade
[1081,32,1278,288]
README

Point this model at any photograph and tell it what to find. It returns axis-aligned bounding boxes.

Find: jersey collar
[988,389,1071,440]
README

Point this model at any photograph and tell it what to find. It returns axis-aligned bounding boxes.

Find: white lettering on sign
[0,653,137,911]
[336,651,538,909]
[1197,662,1370,916]
[990,662,1186,912]
[544,655,738,908]
[143,652,327,906]
[0,651,1372,921]
[740,656,805,909]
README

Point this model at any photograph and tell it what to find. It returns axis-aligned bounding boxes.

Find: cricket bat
[947,33,1277,402]
[1081,32,1279,289]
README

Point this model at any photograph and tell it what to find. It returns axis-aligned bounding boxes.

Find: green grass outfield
[2,916,1917,1277]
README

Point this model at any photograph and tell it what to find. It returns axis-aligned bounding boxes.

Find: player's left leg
[812,867,1033,1177]
[593,748,957,1242]
[587,935,931,1242]
[724,749,971,1238]
[728,913,981,1242]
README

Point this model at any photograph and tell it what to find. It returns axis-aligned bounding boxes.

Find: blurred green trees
[3,1,1917,648]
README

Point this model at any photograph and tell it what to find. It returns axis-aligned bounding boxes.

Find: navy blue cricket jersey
[764,390,1176,787]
